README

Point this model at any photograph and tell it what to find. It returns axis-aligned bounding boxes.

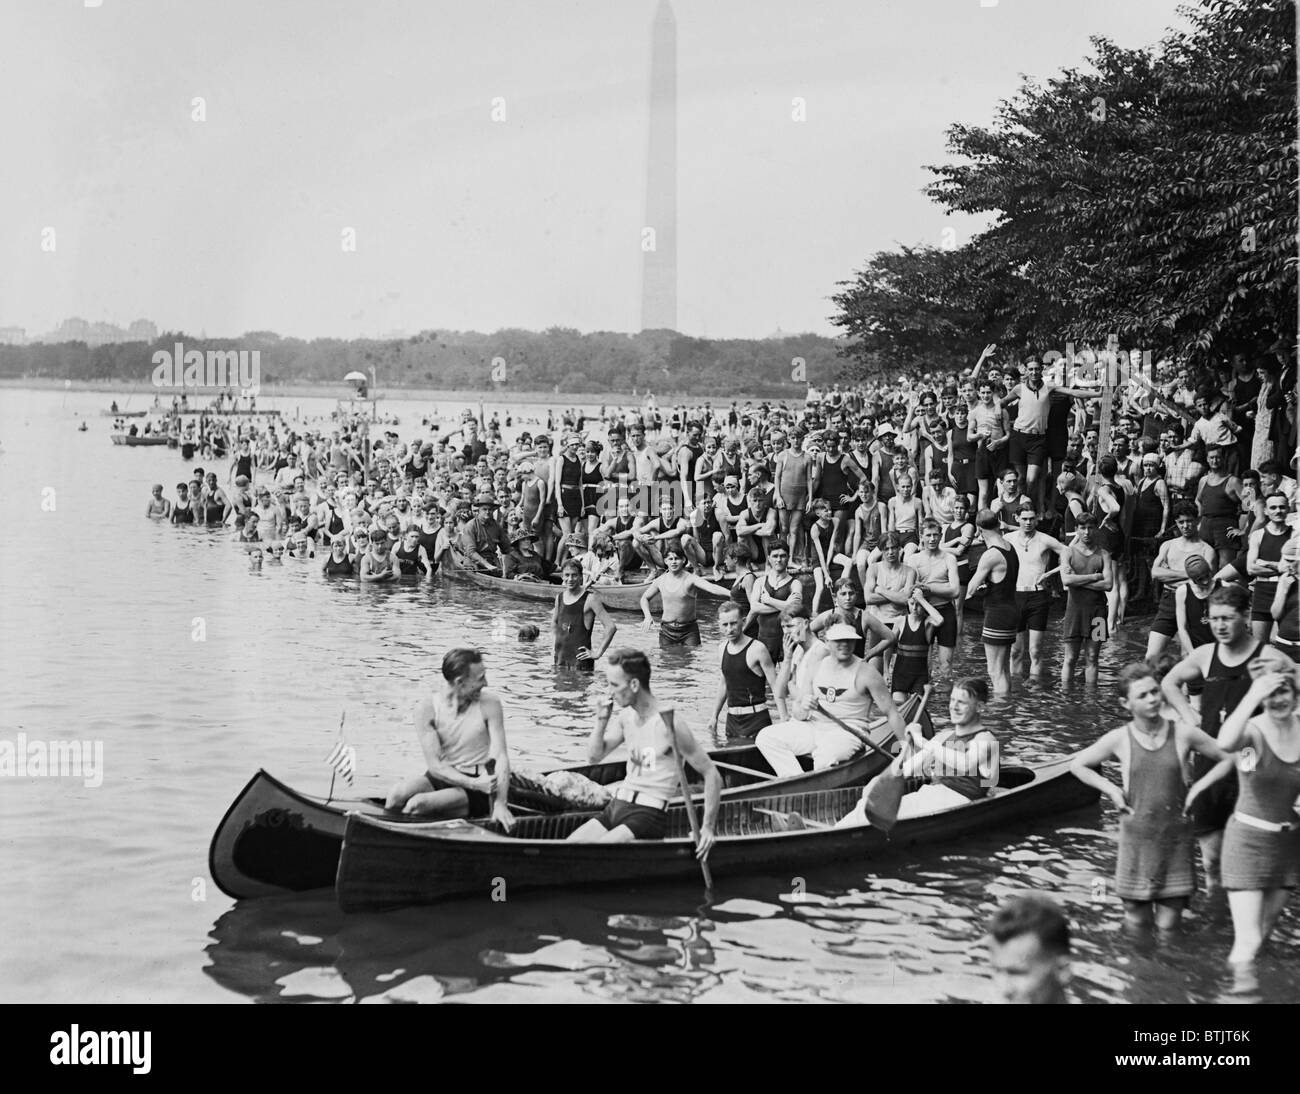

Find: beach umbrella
[343,371,367,383]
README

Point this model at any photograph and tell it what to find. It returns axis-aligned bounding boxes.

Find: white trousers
[756,718,862,777]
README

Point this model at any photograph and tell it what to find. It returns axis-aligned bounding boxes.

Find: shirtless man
[385,647,513,828]
[568,648,720,851]
[905,519,961,675]
[756,622,906,776]
[640,543,730,647]
[1006,504,1070,677]
[145,484,171,520]
[359,528,395,582]
[1145,502,1217,660]
[710,601,778,739]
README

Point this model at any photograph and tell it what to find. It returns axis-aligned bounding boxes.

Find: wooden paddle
[813,700,896,761]
[664,708,713,891]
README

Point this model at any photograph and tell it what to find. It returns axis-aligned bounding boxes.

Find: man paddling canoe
[836,677,997,828]
[756,622,906,776]
[568,648,720,853]
[386,647,514,829]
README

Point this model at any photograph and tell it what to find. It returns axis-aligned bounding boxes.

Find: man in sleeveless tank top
[966,509,1019,695]
[755,623,906,777]
[1059,513,1113,685]
[1162,585,1289,892]
[1146,502,1217,660]
[710,601,778,739]
[385,647,514,828]
[1271,539,1300,663]
[1194,446,1243,570]
[553,560,618,671]
[568,649,721,848]
[1070,663,1232,929]
[747,543,802,666]
[1246,492,1292,641]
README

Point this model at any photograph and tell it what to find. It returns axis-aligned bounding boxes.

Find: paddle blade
[862,770,906,834]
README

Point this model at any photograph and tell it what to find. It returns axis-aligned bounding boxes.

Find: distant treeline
[0,328,856,398]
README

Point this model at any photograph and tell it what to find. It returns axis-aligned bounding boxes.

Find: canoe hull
[449,565,654,612]
[446,552,730,612]
[208,697,923,899]
[336,759,1098,912]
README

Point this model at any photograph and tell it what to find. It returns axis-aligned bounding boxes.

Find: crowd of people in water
[140,346,1299,973]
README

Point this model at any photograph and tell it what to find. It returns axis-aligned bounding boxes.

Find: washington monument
[641,0,677,332]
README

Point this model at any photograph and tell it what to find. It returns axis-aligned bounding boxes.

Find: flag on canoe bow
[325,738,356,786]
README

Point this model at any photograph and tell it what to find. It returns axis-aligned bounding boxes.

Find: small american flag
[325,738,356,786]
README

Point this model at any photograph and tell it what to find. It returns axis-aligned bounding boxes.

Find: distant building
[0,326,26,345]
[37,317,158,345]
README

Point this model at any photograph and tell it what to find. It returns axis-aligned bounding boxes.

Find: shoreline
[0,377,797,407]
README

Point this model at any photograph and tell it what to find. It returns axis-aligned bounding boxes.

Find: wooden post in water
[1091,349,1116,491]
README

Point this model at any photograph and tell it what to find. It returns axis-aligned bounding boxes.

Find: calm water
[0,387,1295,1004]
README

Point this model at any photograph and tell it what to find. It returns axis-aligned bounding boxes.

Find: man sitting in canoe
[458,492,512,576]
[385,647,514,830]
[568,648,720,853]
[836,677,999,828]
[756,622,906,776]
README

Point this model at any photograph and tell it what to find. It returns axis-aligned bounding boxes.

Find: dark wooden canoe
[209,695,927,899]
[445,551,656,612]
[336,758,1098,912]
[446,551,731,612]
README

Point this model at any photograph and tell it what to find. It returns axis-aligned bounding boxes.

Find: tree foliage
[0,328,849,398]
[833,0,1298,369]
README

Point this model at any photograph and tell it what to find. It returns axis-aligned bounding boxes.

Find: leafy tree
[835,0,1297,368]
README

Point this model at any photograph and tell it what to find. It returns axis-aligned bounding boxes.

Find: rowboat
[101,409,146,417]
[110,434,170,446]
[450,565,656,612]
[209,696,926,899]
[336,757,1098,912]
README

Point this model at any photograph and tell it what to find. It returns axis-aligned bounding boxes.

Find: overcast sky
[0,0,1191,340]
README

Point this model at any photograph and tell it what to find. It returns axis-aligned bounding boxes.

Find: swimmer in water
[146,484,171,520]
